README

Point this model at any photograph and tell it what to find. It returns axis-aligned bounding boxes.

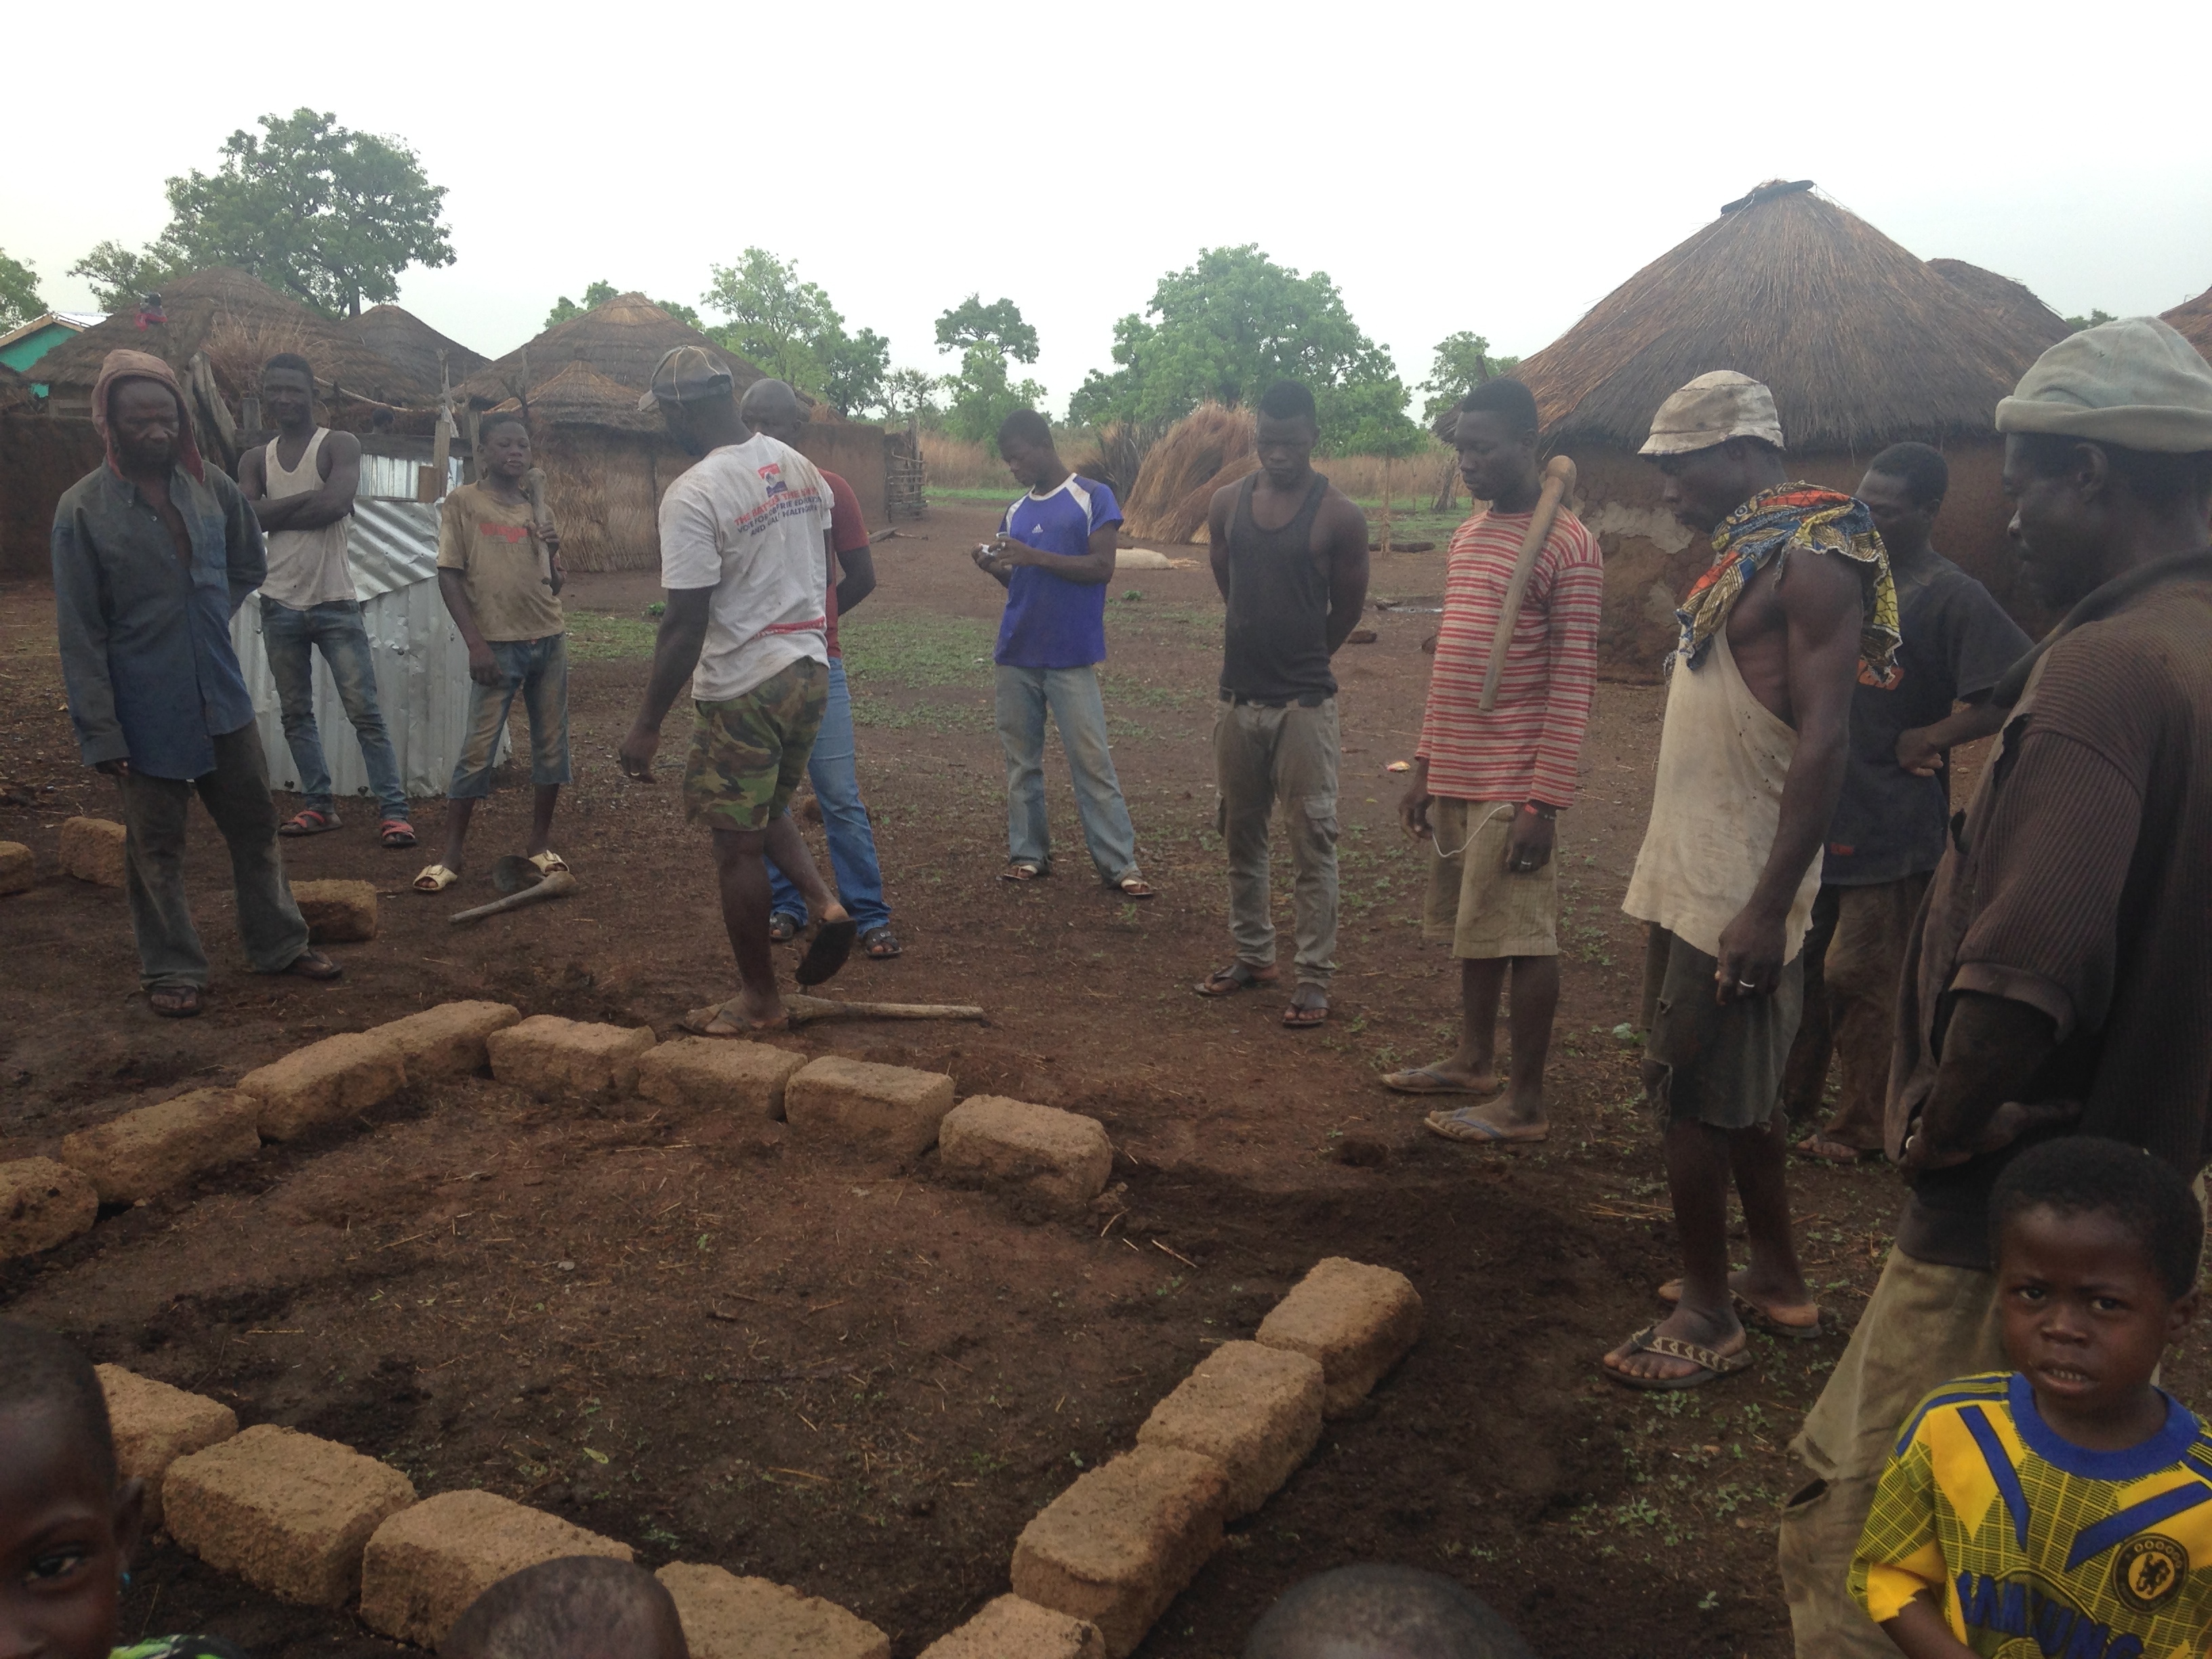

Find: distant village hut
[1513,181,2064,672]
[2163,286,2212,364]
[349,304,489,392]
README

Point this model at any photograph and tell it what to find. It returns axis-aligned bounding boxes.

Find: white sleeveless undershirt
[260,428,356,609]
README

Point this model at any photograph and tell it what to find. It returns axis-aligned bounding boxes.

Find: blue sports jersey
[995,475,1122,670]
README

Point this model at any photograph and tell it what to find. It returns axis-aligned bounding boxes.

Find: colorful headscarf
[1675,483,1899,677]
[89,348,205,483]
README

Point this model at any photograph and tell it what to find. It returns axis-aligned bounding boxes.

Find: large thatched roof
[350,304,487,394]
[30,268,441,408]
[456,293,766,409]
[2164,287,2212,362]
[1515,183,2055,453]
[1928,259,2070,355]
[488,361,661,434]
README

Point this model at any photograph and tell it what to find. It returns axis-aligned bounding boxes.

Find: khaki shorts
[681,657,828,833]
[1642,924,1805,1130]
[1420,799,1558,958]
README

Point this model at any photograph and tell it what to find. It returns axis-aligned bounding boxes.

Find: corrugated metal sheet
[356,453,463,510]
[230,499,501,800]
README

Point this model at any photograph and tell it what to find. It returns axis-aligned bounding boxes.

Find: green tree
[546,280,700,330]
[879,367,942,421]
[0,249,43,331]
[699,249,887,415]
[1418,331,1521,424]
[73,109,453,317]
[2066,308,2117,333]
[934,294,1040,364]
[1069,245,1416,453]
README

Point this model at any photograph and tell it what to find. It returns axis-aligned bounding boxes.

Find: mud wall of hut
[791,424,888,529]
[1,415,107,579]
[1563,440,2046,678]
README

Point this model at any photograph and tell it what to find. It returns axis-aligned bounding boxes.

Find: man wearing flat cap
[1607,371,1898,1391]
[1778,319,2212,1657]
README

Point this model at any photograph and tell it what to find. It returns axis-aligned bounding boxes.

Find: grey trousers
[117,723,311,989]
[1214,697,1340,988]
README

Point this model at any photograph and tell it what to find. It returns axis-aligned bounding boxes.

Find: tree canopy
[71,109,452,318]
[934,295,1040,364]
[701,249,888,417]
[0,249,42,331]
[1069,245,1419,455]
[1418,331,1522,425]
[546,281,700,331]
[931,295,1044,449]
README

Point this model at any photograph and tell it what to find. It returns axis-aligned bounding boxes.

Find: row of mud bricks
[1,1000,1123,1258]
[95,1252,1420,1658]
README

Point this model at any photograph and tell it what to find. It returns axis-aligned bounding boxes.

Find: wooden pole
[1479,456,1577,711]
[1381,452,1393,554]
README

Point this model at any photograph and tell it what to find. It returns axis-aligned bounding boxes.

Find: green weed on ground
[565,612,660,661]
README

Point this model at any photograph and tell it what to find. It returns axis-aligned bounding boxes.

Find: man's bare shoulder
[1317,483,1370,548]
[321,428,363,463]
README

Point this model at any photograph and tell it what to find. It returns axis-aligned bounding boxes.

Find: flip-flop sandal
[679,1000,791,1036]
[1795,1132,1880,1164]
[279,808,340,837]
[282,949,343,981]
[1194,962,1277,998]
[1384,1066,1502,1097]
[1113,876,1156,900]
[1423,1106,1547,1143]
[1656,1279,1827,1340]
[861,926,902,960]
[378,819,418,848]
[795,918,859,986]
[769,912,802,944]
[1601,1324,1753,1391]
[1282,997,1330,1029]
[148,984,203,1019]
[413,864,459,893]
[1000,861,1047,882]
[529,851,571,877]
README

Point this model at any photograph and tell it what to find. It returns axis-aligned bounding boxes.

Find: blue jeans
[769,658,891,933]
[449,634,571,799]
[993,663,1140,883]
[260,598,409,820]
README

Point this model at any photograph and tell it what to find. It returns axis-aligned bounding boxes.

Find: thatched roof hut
[2163,286,2212,362]
[30,267,441,416]
[350,304,487,393]
[456,293,766,409]
[1929,259,2070,354]
[1512,181,2062,670]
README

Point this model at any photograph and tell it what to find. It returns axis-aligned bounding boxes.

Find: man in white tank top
[237,353,414,847]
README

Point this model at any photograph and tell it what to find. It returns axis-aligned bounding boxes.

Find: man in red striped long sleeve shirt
[1390,379,1604,1142]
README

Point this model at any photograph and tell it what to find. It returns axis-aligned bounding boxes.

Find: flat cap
[638,344,733,410]
[1641,370,1784,456]
[1995,316,2212,453]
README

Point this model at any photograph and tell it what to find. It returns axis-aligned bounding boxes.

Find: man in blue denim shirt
[51,350,341,1017]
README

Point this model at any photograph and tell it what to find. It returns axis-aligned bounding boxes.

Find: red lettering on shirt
[478,522,531,544]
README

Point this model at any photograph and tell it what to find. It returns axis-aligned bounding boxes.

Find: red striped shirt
[1415,508,1605,808]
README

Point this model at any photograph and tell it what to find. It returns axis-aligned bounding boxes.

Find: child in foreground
[0,1319,245,1659]
[1852,1136,2211,1657]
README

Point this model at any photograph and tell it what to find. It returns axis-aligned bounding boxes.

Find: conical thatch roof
[2163,287,2212,362]
[1928,259,2070,355]
[30,268,440,408]
[350,304,487,393]
[489,361,661,434]
[1515,184,2054,453]
[456,293,766,408]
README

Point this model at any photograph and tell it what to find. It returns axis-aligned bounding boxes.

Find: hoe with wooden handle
[449,859,577,925]
[1479,454,1578,712]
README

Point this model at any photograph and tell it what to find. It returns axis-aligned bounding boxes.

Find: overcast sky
[7,0,2206,416]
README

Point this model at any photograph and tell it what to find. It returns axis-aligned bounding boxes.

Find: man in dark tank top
[1191,380,1371,1028]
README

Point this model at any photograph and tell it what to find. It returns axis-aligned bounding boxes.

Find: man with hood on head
[50,350,340,1019]
[1778,317,2212,1658]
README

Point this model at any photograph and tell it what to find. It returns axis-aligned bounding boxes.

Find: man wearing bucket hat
[1606,371,1898,1391]
[619,345,856,1031]
[1777,318,2212,1658]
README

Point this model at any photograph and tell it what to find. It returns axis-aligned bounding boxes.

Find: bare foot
[1382,1061,1500,1097]
[1660,1267,1820,1329]
[1603,1303,1746,1386]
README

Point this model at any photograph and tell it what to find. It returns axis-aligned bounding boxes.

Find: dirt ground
[5,501,2204,1658]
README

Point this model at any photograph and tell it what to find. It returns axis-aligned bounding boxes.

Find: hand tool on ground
[449,863,577,924]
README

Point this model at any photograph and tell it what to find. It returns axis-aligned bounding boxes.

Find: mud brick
[369,1001,523,1082]
[0,1158,99,1258]
[656,1563,889,1659]
[1136,1340,1323,1517]
[938,1096,1113,1210]
[289,879,380,943]
[487,1015,655,1103]
[784,1056,955,1162]
[0,840,32,895]
[164,1424,414,1607]
[60,1088,259,1204]
[361,1489,631,1645]
[60,816,127,886]
[239,1032,407,1142]
[918,1595,1107,1659]
[96,1365,237,1529]
[636,1036,806,1123]
[1254,1257,1423,1417]
[1010,1446,1229,1658]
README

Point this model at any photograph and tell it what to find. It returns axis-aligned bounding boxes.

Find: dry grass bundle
[918,431,1004,489]
[1124,403,1255,541]
[2165,285,2212,363]
[1514,184,2059,451]
[1069,418,1165,501]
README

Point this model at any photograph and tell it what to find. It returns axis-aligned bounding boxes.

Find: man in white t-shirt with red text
[619,346,854,1031]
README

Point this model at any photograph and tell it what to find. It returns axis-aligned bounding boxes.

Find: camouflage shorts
[680,657,829,832]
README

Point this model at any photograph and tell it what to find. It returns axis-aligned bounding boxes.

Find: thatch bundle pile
[1071,417,1166,503]
[1122,403,1256,543]
[350,304,487,392]
[2164,286,2212,363]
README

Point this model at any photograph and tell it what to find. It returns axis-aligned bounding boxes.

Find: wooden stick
[448,870,577,925]
[782,993,985,1025]
[1479,455,1577,712]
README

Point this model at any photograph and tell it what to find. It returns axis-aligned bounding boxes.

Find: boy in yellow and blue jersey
[1852,1136,2209,1658]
